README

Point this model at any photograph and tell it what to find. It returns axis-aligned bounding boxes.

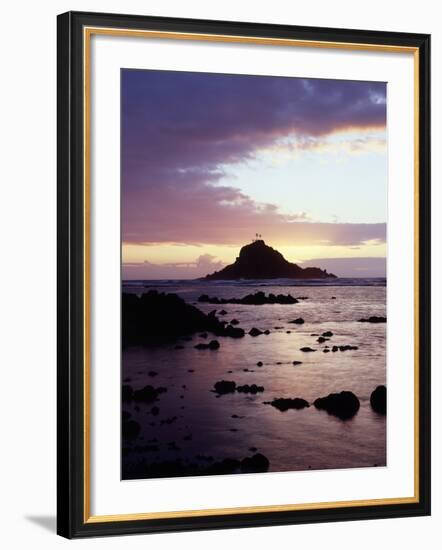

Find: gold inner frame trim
[83,26,420,524]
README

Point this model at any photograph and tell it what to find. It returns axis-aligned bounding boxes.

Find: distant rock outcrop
[204,240,335,280]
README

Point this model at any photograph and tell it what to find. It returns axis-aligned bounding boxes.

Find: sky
[121,69,387,279]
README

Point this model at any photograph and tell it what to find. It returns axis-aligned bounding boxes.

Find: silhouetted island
[203,239,336,280]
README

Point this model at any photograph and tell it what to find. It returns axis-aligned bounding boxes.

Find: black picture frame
[57,10,431,538]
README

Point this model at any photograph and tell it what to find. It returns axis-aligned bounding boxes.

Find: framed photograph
[57,11,431,538]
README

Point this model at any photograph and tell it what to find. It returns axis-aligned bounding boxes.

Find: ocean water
[122,279,386,478]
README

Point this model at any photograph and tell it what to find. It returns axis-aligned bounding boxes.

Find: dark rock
[148,370,158,377]
[249,327,263,337]
[122,419,140,440]
[203,240,335,280]
[199,332,208,338]
[292,361,303,365]
[240,453,270,473]
[358,316,387,323]
[219,309,228,315]
[266,398,309,411]
[207,458,241,475]
[257,361,263,367]
[289,318,305,324]
[122,384,133,402]
[198,291,299,305]
[133,385,167,403]
[300,347,316,352]
[314,391,360,420]
[323,349,330,353]
[332,346,339,352]
[317,336,328,343]
[322,331,333,337]
[224,325,245,338]
[123,290,236,347]
[370,385,387,414]
[213,380,236,394]
[123,453,270,480]
[230,319,240,325]
[194,339,220,350]
[236,384,264,394]
[264,329,270,335]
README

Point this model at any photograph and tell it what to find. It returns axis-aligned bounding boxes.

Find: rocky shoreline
[122,287,386,479]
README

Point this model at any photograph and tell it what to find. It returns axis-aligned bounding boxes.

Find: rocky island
[203,239,336,280]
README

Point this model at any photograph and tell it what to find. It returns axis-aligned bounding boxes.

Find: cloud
[122,254,225,280]
[122,69,386,246]
[300,257,386,278]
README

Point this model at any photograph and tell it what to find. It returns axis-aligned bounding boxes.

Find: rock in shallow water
[122,419,140,440]
[358,316,387,323]
[122,290,245,347]
[314,391,360,420]
[237,384,264,394]
[224,325,245,338]
[123,453,270,479]
[129,385,167,403]
[240,453,270,473]
[194,339,220,350]
[213,380,236,394]
[370,385,387,414]
[266,397,310,411]
[198,291,299,305]
[122,384,133,402]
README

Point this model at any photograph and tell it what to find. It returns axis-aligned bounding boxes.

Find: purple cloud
[122,69,386,246]
[122,254,225,280]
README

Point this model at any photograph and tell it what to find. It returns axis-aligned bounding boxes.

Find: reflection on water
[122,282,386,479]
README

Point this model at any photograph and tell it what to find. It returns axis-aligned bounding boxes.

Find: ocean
[122,278,386,479]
